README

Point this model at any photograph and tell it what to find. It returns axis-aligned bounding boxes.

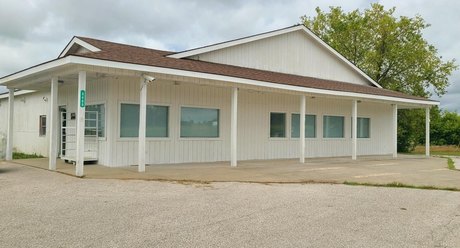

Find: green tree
[429,110,460,146]
[301,4,457,151]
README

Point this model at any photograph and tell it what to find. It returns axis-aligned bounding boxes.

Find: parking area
[0,161,459,247]
[12,154,460,189]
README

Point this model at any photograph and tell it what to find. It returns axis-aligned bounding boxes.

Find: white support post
[48,77,58,170]
[5,89,14,161]
[425,107,430,158]
[75,71,86,177]
[352,100,358,160]
[392,104,398,158]
[300,95,306,163]
[230,87,238,167]
[138,77,147,172]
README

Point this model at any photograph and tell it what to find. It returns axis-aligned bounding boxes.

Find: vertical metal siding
[0,92,51,156]
[195,31,371,86]
[108,77,231,166]
[0,76,392,167]
[105,76,393,167]
[237,91,393,160]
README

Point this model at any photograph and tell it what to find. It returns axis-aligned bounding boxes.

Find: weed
[13,152,44,159]
[343,181,459,191]
[447,157,456,170]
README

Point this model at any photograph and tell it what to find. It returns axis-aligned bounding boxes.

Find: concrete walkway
[10,155,460,189]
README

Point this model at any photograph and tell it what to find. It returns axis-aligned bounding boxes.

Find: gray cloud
[0,0,458,112]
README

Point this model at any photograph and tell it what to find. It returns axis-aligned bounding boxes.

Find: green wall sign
[80,90,86,108]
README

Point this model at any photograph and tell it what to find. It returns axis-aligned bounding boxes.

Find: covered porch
[1,56,435,177]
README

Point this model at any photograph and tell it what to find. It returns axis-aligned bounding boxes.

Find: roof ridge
[168,24,301,56]
[75,36,174,54]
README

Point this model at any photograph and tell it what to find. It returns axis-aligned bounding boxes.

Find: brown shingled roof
[70,36,433,102]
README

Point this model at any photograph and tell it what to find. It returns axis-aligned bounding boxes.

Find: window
[120,104,169,138]
[39,115,46,136]
[146,105,169,137]
[351,117,370,138]
[291,114,316,138]
[120,104,139,137]
[270,113,286,138]
[180,107,219,138]
[86,104,105,137]
[323,115,344,138]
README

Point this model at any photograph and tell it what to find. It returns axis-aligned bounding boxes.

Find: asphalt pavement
[1,161,459,248]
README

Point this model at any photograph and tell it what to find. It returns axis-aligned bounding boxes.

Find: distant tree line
[398,107,460,152]
[428,108,460,147]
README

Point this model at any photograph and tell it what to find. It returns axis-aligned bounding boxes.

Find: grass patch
[343,181,459,192]
[412,145,460,156]
[13,152,44,159]
[447,157,456,170]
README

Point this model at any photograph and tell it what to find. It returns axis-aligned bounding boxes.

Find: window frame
[39,115,46,137]
[86,102,107,140]
[322,115,345,139]
[118,101,171,141]
[351,117,371,139]
[269,112,287,139]
[179,105,221,140]
[290,112,317,139]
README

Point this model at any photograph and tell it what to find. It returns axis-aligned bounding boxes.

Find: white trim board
[0,90,36,99]
[168,25,382,89]
[58,37,101,58]
[0,55,439,107]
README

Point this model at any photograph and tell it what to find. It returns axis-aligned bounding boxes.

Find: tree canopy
[429,108,460,146]
[301,4,458,151]
[301,4,457,97]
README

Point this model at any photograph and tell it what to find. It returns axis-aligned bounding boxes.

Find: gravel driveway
[1,161,459,248]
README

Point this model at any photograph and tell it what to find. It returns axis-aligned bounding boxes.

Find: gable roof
[168,25,382,88]
[63,36,431,103]
[59,37,101,58]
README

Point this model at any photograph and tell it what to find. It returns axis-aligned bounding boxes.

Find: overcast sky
[0,0,458,112]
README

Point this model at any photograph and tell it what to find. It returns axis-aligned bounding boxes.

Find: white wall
[105,76,393,167]
[0,91,50,156]
[237,91,393,160]
[0,76,393,166]
[191,30,371,86]
[107,77,231,166]
[0,77,110,162]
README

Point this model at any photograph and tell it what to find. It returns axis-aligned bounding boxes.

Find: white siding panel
[0,91,50,156]
[109,77,231,167]
[1,77,393,167]
[0,79,110,160]
[194,30,371,86]
[236,91,393,160]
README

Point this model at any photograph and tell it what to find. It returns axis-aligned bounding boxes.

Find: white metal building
[0,25,437,176]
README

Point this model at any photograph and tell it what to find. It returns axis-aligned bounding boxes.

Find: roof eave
[68,55,435,106]
[0,55,436,107]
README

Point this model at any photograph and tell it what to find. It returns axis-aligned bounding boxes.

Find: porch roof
[0,36,438,106]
